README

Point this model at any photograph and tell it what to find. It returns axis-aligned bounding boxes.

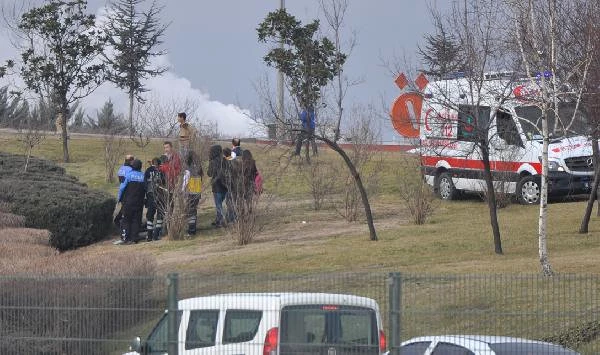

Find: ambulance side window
[457,105,490,142]
[497,110,523,147]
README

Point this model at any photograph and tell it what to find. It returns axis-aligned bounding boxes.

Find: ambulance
[402,73,593,204]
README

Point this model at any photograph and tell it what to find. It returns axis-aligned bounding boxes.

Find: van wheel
[517,175,540,205]
[436,172,457,200]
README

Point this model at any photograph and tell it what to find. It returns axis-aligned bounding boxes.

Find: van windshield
[280,305,380,355]
[145,311,182,354]
[515,104,587,140]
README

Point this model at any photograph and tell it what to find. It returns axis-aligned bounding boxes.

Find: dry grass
[0,225,156,276]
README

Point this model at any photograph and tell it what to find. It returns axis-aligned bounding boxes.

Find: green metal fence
[0,273,598,354]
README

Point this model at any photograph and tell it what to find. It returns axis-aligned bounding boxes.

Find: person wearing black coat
[116,159,145,244]
[207,145,227,227]
[144,157,166,241]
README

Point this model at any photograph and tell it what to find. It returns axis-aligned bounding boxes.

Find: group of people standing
[208,138,261,228]
[113,112,262,244]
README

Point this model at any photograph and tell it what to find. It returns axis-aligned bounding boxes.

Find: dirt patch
[152,202,410,271]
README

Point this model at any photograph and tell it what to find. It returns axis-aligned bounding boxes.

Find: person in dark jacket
[293,108,317,156]
[231,138,242,159]
[113,154,135,228]
[115,159,145,244]
[230,149,258,217]
[207,145,227,227]
[144,157,166,241]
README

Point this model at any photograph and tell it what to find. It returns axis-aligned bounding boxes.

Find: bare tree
[302,156,337,211]
[136,92,201,137]
[575,0,600,233]
[319,0,362,142]
[397,153,439,225]
[17,116,45,173]
[509,0,593,275]
[334,105,383,222]
[416,0,516,254]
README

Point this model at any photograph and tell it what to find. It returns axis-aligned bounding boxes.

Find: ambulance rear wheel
[437,172,457,200]
[517,175,540,205]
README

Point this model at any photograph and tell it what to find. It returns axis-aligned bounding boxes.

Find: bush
[0,153,116,250]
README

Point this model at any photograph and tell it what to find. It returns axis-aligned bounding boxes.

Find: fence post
[388,272,402,355]
[167,273,179,355]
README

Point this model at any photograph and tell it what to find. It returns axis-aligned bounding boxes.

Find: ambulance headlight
[548,160,564,172]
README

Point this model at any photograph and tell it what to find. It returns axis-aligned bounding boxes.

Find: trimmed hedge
[0,153,116,250]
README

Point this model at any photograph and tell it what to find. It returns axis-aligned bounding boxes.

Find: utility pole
[277,0,285,133]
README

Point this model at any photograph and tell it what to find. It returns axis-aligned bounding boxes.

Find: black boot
[187,223,196,236]
[152,227,161,241]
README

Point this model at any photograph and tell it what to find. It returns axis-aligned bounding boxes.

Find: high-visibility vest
[187,176,202,193]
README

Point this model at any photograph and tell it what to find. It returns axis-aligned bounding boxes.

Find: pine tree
[418,22,465,79]
[104,0,168,133]
[87,99,126,132]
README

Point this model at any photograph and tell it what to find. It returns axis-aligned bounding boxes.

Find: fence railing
[0,272,598,354]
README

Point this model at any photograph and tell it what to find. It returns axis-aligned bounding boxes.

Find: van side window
[185,310,219,350]
[457,105,490,141]
[223,310,263,344]
[497,110,523,147]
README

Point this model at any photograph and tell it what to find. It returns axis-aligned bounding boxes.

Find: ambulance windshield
[515,103,587,140]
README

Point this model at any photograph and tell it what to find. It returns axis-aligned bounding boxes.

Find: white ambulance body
[419,75,593,204]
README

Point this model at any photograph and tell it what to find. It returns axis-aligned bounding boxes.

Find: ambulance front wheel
[517,175,540,205]
[436,172,457,200]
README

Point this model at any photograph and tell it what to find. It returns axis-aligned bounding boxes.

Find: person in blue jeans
[207,145,227,227]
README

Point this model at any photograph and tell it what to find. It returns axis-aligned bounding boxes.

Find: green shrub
[0,153,116,250]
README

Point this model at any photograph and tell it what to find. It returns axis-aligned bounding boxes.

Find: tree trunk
[24,145,32,173]
[129,91,135,134]
[481,144,503,254]
[60,111,69,163]
[315,133,377,241]
[579,137,600,233]
[539,102,554,276]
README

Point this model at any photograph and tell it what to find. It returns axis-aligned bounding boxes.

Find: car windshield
[145,311,182,354]
[279,305,380,355]
[489,342,579,354]
[515,103,587,140]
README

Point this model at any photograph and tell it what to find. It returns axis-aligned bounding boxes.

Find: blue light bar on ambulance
[535,71,553,79]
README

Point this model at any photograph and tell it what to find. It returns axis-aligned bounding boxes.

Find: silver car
[400,335,579,355]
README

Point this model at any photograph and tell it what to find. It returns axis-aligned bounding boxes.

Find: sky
[0,0,451,140]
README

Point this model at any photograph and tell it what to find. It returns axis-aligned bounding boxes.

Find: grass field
[2,131,600,352]
[2,131,598,275]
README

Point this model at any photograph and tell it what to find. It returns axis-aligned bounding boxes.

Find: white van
[416,75,593,204]
[125,292,388,355]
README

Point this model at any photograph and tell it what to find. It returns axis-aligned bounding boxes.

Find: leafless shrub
[224,151,275,245]
[165,184,188,241]
[302,156,337,210]
[136,92,202,138]
[17,120,46,172]
[0,212,25,228]
[103,130,126,183]
[479,171,514,209]
[335,106,383,222]
[397,154,438,225]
